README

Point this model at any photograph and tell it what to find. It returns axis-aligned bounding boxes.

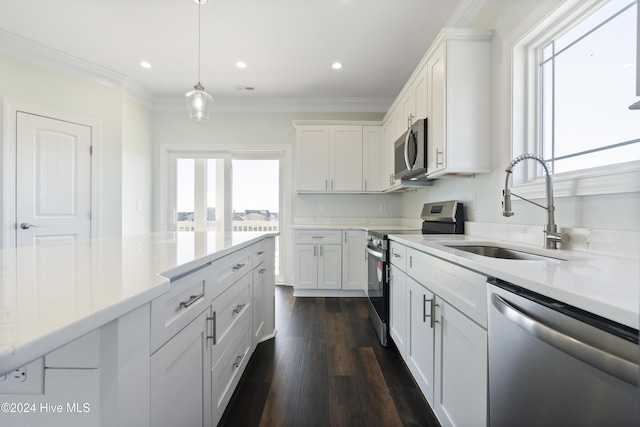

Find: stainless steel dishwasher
[488,278,639,427]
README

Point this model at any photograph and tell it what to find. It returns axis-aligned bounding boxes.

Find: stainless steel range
[366,201,464,346]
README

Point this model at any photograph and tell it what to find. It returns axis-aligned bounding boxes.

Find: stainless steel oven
[366,201,464,346]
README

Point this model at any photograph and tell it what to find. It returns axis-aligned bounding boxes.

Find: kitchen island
[0,231,277,426]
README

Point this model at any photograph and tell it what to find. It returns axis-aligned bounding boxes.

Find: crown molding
[447,0,489,27]
[154,96,393,113]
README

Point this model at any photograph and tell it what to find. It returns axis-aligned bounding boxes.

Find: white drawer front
[252,240,267,268]
[210,316,252,425]
[294,229,342,244]
[407,247,488,328]
[151,270,208,352]
[206,247,253,301]
[210,273,252,363]
[389,241,407,271]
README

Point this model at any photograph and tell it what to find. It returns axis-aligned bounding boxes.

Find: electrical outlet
[0,358,44,394]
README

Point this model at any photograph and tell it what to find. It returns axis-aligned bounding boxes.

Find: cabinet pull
[320,246,323,257]
[256,250,265,255]
[436,149,444,167]
[364,180,367,191]
[259,268,267,274]
[207,312,217,344]
[232,263,246,271]
[423,297,439,329]
[325,180,328,190]
[312,236,324,239]
[232,303,246,315]
[314,246,317,257]
[331,179,334,190]
[232,354,244,369]
[179,292,204,308]
[392,251,401,258]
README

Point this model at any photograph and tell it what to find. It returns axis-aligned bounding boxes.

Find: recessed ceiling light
[332,62,343,70]
[139,61,152,69]
[236,61,247,69]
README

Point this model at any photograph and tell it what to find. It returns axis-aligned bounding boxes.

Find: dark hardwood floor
[219,285,439,427]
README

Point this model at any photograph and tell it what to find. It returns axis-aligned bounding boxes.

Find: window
[538,0,638,175]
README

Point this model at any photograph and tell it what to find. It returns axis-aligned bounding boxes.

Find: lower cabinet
[389,264,407,356]
[294,243,342,289]
[150,309,212,427]
[391,240,489,427]
[407,276,435,404]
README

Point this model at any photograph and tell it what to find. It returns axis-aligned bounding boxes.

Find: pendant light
[185,0,213,121]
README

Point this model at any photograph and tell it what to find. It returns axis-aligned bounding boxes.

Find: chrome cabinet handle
[314,246,317,257]
[232,303,245,315]
[20,222,40,230]
[179,292,204,308]
[256,251,265,255]
[392,252,401,258]
[232,354,244,368]
[423,296,438,328]
[258,268,267,274]
[232,263,246,271]
[207,312,217,344]
[436,149,444,167]
[492,293,639,386]
[320,246,323,257]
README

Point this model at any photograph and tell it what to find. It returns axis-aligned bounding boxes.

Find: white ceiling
[0,0,478,112]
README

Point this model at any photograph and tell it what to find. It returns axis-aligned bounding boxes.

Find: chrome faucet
[502,154,569,249]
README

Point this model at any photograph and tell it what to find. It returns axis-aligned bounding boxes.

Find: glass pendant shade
[185,82,213,121]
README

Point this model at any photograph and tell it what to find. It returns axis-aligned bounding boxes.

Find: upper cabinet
[426,29,493,178]
[295,123,384,193]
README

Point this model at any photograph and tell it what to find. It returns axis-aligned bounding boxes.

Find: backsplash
[466,222,640,260]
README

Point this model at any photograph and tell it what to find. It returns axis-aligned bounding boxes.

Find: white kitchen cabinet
[342,230,366,291]
[294,229,342,290]
[383,115,401,190]
[330,126,363,191]
[434,298,488,427]
[252,264,265,346]
[389,264,407,357]
[390,240,488,427]
[295,125,363,192]
[295,125,330,191]
[362,126,385,192]
[426,29,493,178]
[252,237,275,346]
[294,243,341,289]
[407,276,435,405]
[150,309,212,427]
[414,67,428,121]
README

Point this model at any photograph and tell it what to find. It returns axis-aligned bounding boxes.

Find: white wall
[399,0,640,233]
[0,54,157,239]
[122,94,153,235]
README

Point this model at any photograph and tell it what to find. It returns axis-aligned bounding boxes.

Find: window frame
[508,0,640,200]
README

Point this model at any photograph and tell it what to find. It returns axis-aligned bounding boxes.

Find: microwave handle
[404,130,412,171]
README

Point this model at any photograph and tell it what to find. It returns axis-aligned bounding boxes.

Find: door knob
[20,222,39,230]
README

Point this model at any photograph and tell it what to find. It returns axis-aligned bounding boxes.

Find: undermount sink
[444,244,567,261]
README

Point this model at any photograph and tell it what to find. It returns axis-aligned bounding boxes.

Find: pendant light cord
[197,0,201,83]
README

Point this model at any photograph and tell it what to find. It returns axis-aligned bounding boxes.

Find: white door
[16,113,92,247]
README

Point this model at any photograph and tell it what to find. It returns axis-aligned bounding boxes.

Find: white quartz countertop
[0,231,277,375]
[389,234,639,330]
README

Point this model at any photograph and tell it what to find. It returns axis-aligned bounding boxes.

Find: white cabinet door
[330,125,363,191]
[427,42,446,175]
[362,126,385,192]
[383,118,398,190]
[294,244,318,289]
[296,125,330,191]
[402,91,416,127]
[342,230,366,291]
[389,265,407,357]
[434,300,488,427]
[414,68,429,120]
[407,276,435,405]
[150,309,212,427]
[318,244,342,289]
[252,265,265,346]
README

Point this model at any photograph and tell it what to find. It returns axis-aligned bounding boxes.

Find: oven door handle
[366,247,384,259]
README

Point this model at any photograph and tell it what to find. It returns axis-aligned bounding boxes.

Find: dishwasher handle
[491,293,639,386]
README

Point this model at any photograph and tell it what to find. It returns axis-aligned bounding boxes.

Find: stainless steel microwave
[394,118,427,180]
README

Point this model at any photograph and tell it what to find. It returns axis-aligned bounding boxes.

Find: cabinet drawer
[407,247,487,328]
[151,269,209,352]
[389,241,407,271]
[294,229,342,244]
[206,247,253,301]
[252,240,267,268]
[210,273,252,363]
[211,316,252,425]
